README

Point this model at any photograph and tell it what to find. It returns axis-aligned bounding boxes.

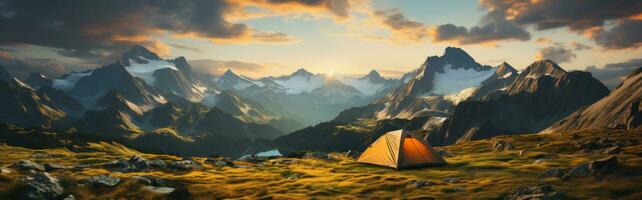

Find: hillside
[0,129,640,199]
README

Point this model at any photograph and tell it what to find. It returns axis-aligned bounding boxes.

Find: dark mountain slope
[544,67,642,132]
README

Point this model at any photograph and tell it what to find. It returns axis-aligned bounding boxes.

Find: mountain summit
[361,70,385,83]
[120,45,162,65]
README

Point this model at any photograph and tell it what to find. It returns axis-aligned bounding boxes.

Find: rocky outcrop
[18,172,65,200]
[430,60,608,146]
[544,67,642,132]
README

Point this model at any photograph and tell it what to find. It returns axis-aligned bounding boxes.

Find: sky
[0,0,640,87]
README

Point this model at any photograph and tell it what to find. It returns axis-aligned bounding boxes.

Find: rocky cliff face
[544,67,642,132]
[430,60,609,146]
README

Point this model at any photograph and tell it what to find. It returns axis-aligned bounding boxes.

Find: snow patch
[443,87,478,105]
[431,64,495,95]
[273,74,324,94]
[501,72,513,79]
[125,59,178,85]
[52,71,93,91]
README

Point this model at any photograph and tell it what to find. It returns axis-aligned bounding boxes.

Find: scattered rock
[132,176,179,188]
[538,168,566,179]
[566,163,590,177]
[44,163,72,171]
[18,172,65,200]
[518,150,528,157]
[1,167,11,174]
[142,186,176,195]
[303,152,332,160]
[84,175,121,187]
[132,176,153,185]
[149,159,167,168]
[128,155,151,169]
[11,160,45,171]
[205,158,238,168]
[437,150,455,157]
[169,160,199,171]
[63,195,76,200]
[601,146,621,154]
[443,177,460,184]
[588,156,617,174]
[491,140,515,152]
[407,180,433,189]
[505,184,562,200]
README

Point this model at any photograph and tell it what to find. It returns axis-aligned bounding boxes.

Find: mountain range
[0,46,639,157]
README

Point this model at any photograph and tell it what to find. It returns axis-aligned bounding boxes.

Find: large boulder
[11,160,45,171]
[18,172,65,200]
[84,175,121,187]
[169,160,199,171]
[505,184,563,200]
[588,156,617,174]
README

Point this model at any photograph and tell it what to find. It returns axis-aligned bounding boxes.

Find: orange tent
[357,129,447,169]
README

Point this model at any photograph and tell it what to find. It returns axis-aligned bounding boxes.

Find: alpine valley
[1,45,642,199]
[1,45,639,158]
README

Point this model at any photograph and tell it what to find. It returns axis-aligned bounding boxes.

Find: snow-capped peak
[125,59,179,85]
[430,63,496,96]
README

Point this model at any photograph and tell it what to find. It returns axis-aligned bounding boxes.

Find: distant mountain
[0,65,66,128]
[119,46,207,102]
[216,69,265,91]
[81,91,146,136]
[337,70,398,96]
[212,68,400,126]
[544,67,642,132]
[70,62,166,107]
[202,90,305,133]
[333,47,496,122]
[430,60,609,146]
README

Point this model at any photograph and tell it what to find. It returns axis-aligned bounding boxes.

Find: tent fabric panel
[398,133,447,168]
[357,132,401,168]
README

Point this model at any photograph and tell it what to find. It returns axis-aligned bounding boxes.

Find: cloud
[593,19,642,49]
[478,0,642,49]
[251,31,300,44]
[535,37,553,44]
[433,9,530,45]
[569,41,592,51]
[242,0,352,19]
[0,51,85,79]
[190,59,283,78]
[168,43,204,53]
[0,0,307,63]
[372,9,430,43]
[534,45,576,63]
[585,58,642,88]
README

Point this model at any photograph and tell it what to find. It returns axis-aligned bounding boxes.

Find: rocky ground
[0,129,641,199]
